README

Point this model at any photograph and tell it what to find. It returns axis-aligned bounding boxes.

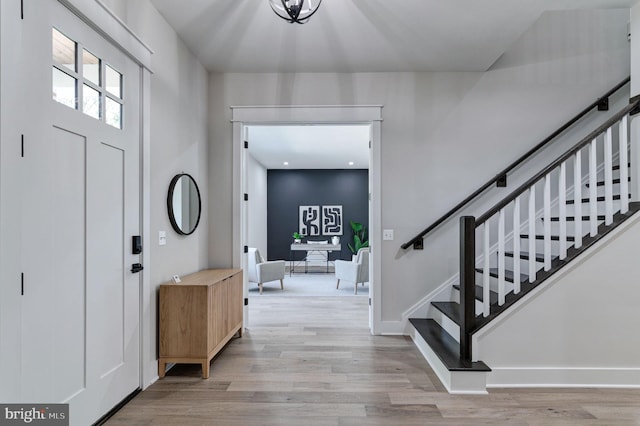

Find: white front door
[19,2,141,424]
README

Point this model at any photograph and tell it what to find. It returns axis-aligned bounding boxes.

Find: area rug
[248,272,369,297]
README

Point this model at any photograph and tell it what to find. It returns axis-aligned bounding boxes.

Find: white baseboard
[143,374,159,390]
[487,367,640,388]
[375,320,405,335]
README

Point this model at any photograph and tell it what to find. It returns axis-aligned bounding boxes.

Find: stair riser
[544,220,606,233]
[518,238,576,254]
[428,308,461,343]
[474,270,518,293]
[494,257,560,282]
[503,257,545,274]
[587,181,629,194]
[563,201,621,215]
[451,288,485,315]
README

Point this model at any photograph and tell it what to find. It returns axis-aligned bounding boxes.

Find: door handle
[131,263,144,273]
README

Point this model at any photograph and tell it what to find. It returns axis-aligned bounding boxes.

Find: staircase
[408,100,640,393]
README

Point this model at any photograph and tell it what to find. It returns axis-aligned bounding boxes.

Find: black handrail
[401,76,631,250]
[475,99,640,225]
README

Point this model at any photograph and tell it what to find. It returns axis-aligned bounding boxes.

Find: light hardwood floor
[107,297,640,425]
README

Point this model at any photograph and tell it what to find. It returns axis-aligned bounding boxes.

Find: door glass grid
[52,28,123,129]
[83,84,100,119]
[52,28,76,72]
[52,67,77,109]
[82,49,100,86]
[105,65,121,98]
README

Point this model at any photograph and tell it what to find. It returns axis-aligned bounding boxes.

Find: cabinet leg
[158,360,166,378]
[202,360,210,379]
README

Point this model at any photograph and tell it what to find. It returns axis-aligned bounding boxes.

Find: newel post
[459,216,476,361]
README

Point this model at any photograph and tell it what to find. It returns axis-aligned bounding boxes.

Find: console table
[290,243,341,274]
[158,268,243,379]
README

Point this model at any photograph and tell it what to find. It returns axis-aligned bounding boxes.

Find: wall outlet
[159,231,167,246]
[383,229,394,241]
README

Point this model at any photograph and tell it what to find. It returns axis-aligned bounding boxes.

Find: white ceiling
[248,125,370,169]
[148,0,638,168]
[150,0,637,73]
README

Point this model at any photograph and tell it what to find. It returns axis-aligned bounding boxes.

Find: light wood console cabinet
[159,268,243,379]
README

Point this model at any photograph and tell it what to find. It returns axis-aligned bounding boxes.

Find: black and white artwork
[299,205,320,236]
[322,205,343,235]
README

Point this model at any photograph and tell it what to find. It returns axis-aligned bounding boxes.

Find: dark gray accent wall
[267,169,369,262]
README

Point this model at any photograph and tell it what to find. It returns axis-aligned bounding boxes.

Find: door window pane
[105,65,122,98]
[83,84,100,119]
[52,67,77,109]
[105,98,122,129]
[82,49,100,86]
[51,27,124,129]
[52,28,76,72]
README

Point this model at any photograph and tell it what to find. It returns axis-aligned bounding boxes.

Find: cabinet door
[228,272,243,329]
[221,278,231,336]
[211,280,226,349]
[207,284,215,355]
[162,286,208,357]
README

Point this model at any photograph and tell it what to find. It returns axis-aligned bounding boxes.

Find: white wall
[208,9,630,326]
[632,3,640,99]
[247,153,268,257]
[474,212,640,387]
[631,3,640,204]
[97,0,209,385]
[0,0,23,398]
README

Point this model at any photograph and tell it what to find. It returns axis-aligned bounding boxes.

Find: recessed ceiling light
[283,161,289,166]
[348,161,354,166]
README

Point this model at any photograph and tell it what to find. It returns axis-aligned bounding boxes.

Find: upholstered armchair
[247,248,285,294]
[335,247,369,294]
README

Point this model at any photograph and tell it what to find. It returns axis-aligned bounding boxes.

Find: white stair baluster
[483,221,490,317]
[604,127,614,225]
[620,115,630,214]
[498,208,505,306]
[543,174,552,271]
[513,197,521,294]
[528,186,536,283]
[589,139,598,236]
[558,162,567,260]
[574,150,583,249]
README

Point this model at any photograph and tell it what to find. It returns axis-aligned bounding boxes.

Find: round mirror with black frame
[167,173,202,236]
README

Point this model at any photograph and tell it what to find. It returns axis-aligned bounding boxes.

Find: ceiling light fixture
[348,161,354,166]
[269,0,322,24]
[283,161,289,166]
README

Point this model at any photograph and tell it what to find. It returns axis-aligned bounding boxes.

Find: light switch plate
[383,229,394,241]
[159,231,167,246]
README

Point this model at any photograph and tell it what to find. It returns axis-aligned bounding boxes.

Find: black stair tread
[505,251,544,262]
[585,177,630,187]
[408,318,491,372]
[475,267,528,283]
[431,301,461,325]
[453,284,498,304]
[566,195,622,204]
[520,234,575,241]
[546,215,605,222]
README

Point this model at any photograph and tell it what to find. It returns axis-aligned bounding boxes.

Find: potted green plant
[347,221,369,255]
[292,231,302,244]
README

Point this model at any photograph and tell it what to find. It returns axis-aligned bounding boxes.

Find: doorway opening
[246,124,370,299]
[231,105,383,333]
